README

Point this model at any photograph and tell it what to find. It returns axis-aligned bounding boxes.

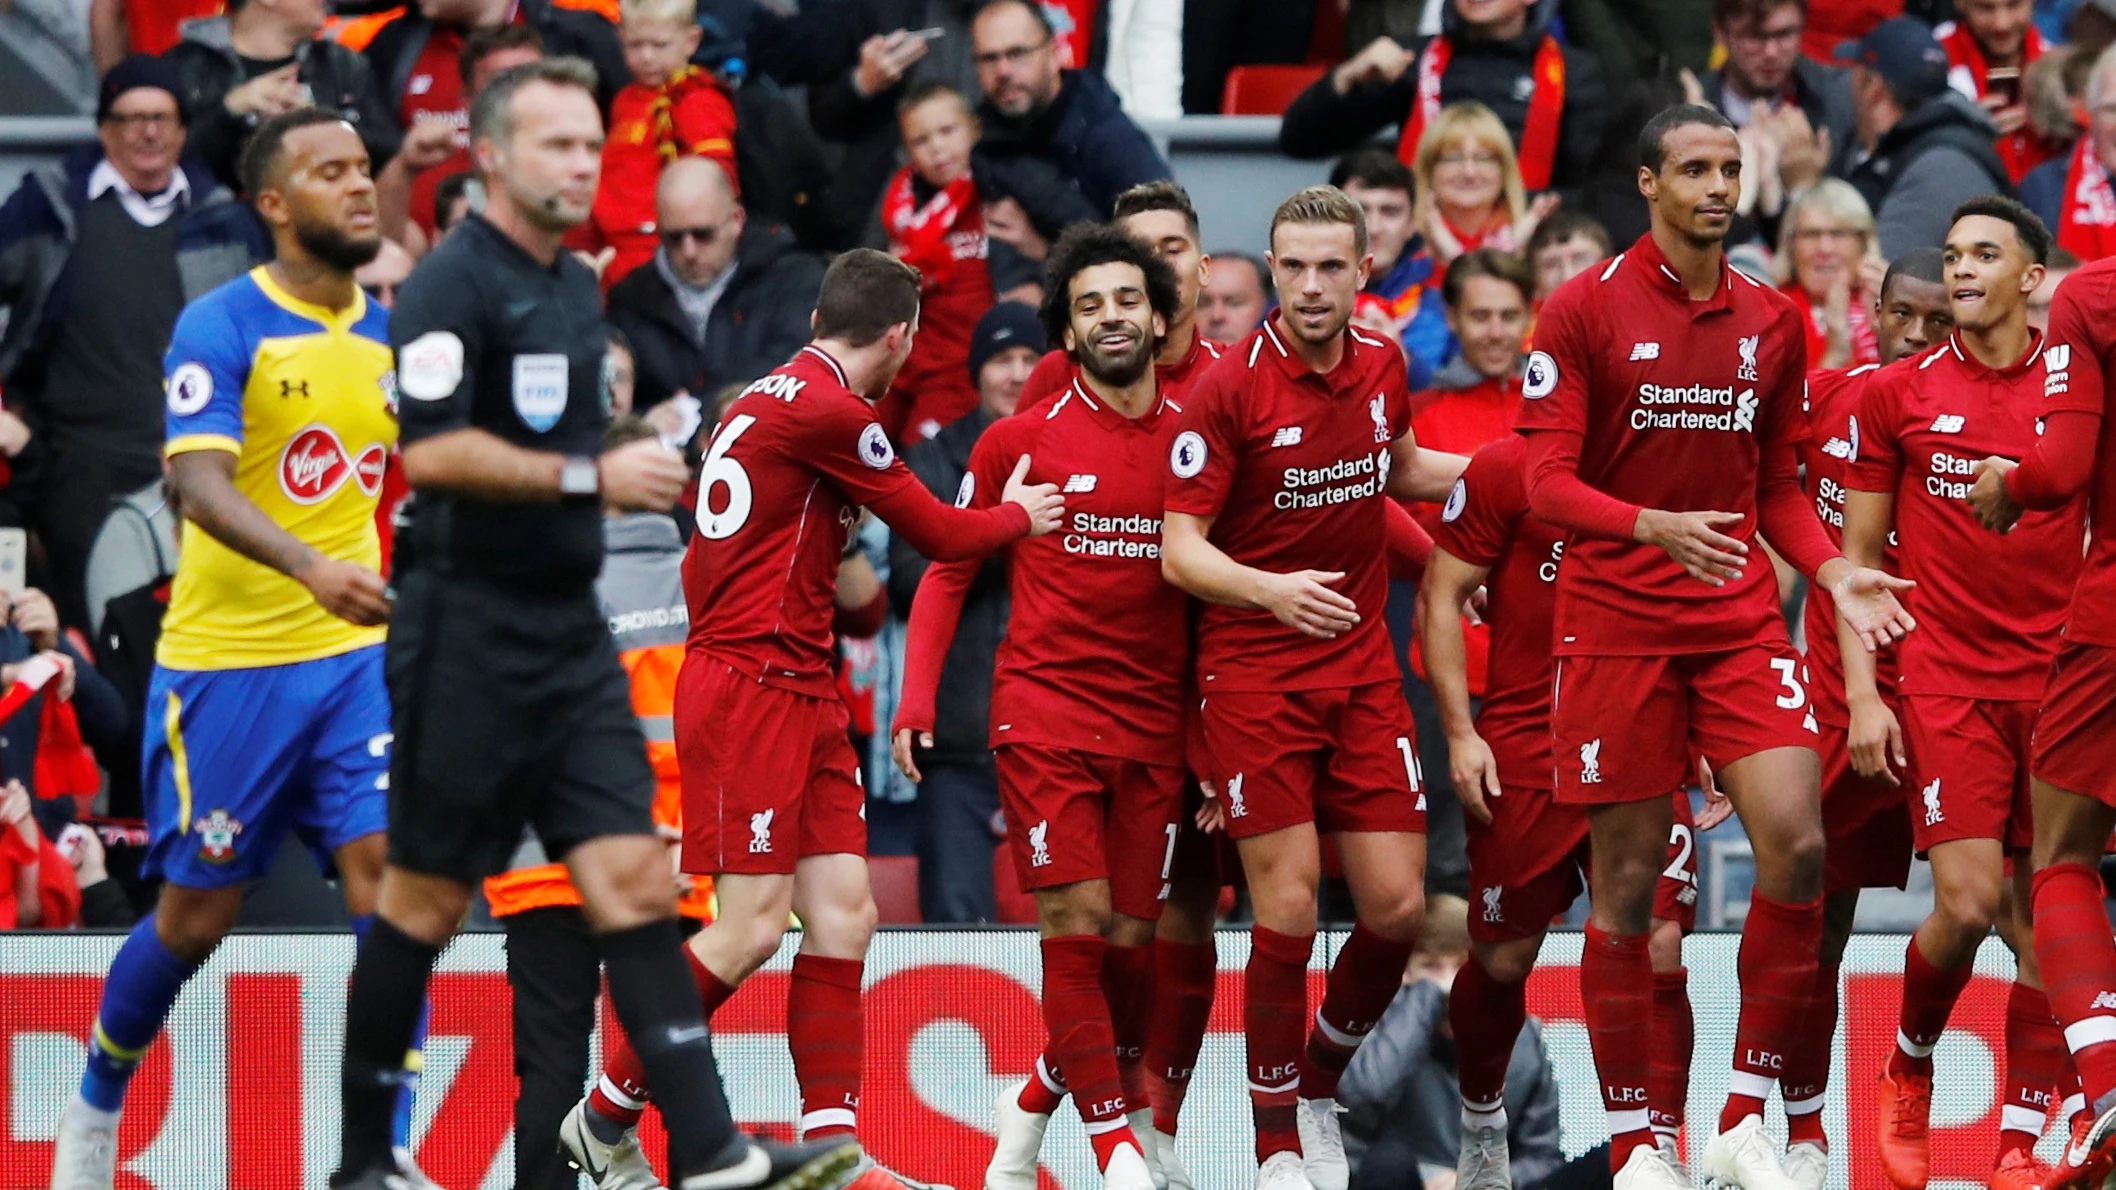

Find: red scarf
[883,168,978,289]
[1397,33,1566,190]
[1781,282,1879,369]
[1938,20,2054,181]
[2058,135,2116,262]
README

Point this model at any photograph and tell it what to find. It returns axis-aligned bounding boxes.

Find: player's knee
[1933,878,2003,938]
[1250,880,1318,935]
[1473,940,1537,985]
[1361,885,1424,943]
[812,892,878,957]
[155,885,243,963]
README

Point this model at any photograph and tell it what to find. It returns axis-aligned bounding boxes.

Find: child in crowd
[579,0,738,289]
[879,81,1098,441]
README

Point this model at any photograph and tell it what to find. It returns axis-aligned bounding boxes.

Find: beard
[297,219,382,272]
[1080,326,1155,386]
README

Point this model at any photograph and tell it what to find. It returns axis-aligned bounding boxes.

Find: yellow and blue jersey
[158,266,398,670]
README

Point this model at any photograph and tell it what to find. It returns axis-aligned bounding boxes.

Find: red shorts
[1166,778,1242,887]
[1815,719,1915,893]
[2034,641,2116,808]
[1465,787,1698,943]
[992,745,1184,920]
[678,658,866,876]
[1197,681,1426,840]
[1903,695,2036,852]
[1552,643,1818,806]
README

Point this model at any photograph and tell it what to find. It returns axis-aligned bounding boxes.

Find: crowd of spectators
[0,0,2103,927]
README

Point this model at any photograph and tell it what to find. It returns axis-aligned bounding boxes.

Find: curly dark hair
[1039,222,1182,358]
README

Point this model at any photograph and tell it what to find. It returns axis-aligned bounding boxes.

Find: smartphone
[907,26,946,41]
[0,528,27,597]
[1986,66,2022,106]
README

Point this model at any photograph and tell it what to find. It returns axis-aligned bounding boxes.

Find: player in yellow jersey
[51,110,411,1190]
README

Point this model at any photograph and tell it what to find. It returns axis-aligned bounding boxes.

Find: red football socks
[1650,967,1693,1144]
[1449,954,1526,1115]
[1893,933,1975,1078]
[789,954,864,1141]
[1300,922,1416,1102]
[1720,893,1820,1135]
[1583,924,1655,1170]
[2001,982,2065,1158]
[1017,1053,1069,1116]
[1103,941,1155,1112]
[1782,959,1840,1150]
[2033,862,2116,1102]
[589,947,738,1128]
[1042,936,1134,1167]
[1248,925,1313,1161]
[1145,938,1216,1136]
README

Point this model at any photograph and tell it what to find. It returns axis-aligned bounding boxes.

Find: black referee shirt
[390,214,610,592]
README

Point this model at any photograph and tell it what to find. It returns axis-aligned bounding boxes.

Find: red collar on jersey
[799,344,851,388]
[1257,315,1391,391]
[1941,326,2046,380]
[1627,230,1738,317]
[1064,375,1175,430]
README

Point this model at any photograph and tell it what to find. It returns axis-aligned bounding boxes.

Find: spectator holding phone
[1936,0,2060,181]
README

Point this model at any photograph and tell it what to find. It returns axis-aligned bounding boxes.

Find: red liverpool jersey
[683,346,920,696]
[905,379,1189,763]
[1800,362,1897,726]
[1515,233,1810,656]
[1165,319,1410,693]
[1431,435,1566,789]
[1019,333,1227,411]
[1849,332,2086,699]
[2040,260,2116,647]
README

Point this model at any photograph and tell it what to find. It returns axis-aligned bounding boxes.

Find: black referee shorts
[385,570,656,882]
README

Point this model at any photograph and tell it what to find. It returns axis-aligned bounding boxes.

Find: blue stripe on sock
[80,914,198,1112]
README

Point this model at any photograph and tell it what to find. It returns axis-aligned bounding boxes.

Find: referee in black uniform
[329,59,853,1190]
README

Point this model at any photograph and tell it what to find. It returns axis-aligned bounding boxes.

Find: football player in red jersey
[564,250,1067,1190]
[1966,254,2116,1190]
[1161,184,1466,1190]
[1420,434,1702,1190]
[1780,246,1952,1190]
[1842,199,2087,1190]
[1020,181,1227,410]
[1514,103,1915,1190]
[895,225,1187,1190]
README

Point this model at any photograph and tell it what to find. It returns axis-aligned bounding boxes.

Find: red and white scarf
[1938,20,2054,181]
[883,168,978,288]
[1396,33,1566,190]
[2058,134,2116,262]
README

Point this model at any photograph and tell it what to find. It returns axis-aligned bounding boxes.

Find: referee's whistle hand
[600,439,691,512]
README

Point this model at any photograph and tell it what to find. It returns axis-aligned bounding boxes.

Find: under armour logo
[281,379,311,398]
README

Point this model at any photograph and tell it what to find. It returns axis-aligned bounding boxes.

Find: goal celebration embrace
[11,2,2116,1188]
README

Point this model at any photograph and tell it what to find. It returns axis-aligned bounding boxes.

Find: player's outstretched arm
[891,557,980,784]
[1161,511,1360,639]
[1418,547,1499,822]
[168,450,391,627]
[1384,430,1469,504]
[1832,487,1910,782]
[1820,487,1917,656]
[871,455,1060,561]
[1973,409,2099,529]
[401,431,690,510]
[1383,499,1434,581]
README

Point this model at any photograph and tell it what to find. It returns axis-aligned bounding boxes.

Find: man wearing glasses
[606,156,827,419]
[969,0,1170,216]
[1700,0,1855,197]
[0,55,264,631]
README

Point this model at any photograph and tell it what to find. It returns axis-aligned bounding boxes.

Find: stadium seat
[869,855,923,924]
[1220,65,1329,116]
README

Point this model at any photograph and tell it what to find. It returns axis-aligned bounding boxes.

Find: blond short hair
[1420,894,1471,960]
[1411,102,1528,227]
[1773,177,1878,287]
[1270,184,1369,260]
[621,0,696,27]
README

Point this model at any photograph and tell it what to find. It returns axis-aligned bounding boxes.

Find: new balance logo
[748,809,774,853]
[1922,778,1944,826]
[1225,773,1247,818]
[1629,342,1660,361]
[1821,437,1852,460]
[1580,739,1603,784]
[1028,820,1051,867]
[1062,474,1098,493]
[2090,992,2116,1011]
[1270,426,1304,448]
[1931,414,1966,434]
